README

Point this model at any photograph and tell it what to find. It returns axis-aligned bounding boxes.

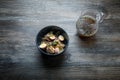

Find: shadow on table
[76,33,97,48]
[37,52,66,69]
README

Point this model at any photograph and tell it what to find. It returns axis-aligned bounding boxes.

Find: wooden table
[0,0,120,80]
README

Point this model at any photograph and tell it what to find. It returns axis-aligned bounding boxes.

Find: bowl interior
[36,26,69,56]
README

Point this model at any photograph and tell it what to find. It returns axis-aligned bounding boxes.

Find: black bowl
[36,25,69,56]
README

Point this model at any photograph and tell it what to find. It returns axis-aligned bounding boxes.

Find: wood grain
[0,0,120,80]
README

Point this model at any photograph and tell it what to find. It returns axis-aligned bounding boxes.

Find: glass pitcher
[76,9,106,37]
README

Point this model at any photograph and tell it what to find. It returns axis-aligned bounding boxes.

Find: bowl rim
[36,25,69,56]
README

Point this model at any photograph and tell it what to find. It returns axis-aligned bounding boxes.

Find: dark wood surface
[0,0,120,80]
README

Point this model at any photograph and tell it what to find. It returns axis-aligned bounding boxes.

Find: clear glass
[76,9,105,37]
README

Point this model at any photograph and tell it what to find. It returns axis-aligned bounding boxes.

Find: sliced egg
[58,35,64,41]
[39,43,47,49]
